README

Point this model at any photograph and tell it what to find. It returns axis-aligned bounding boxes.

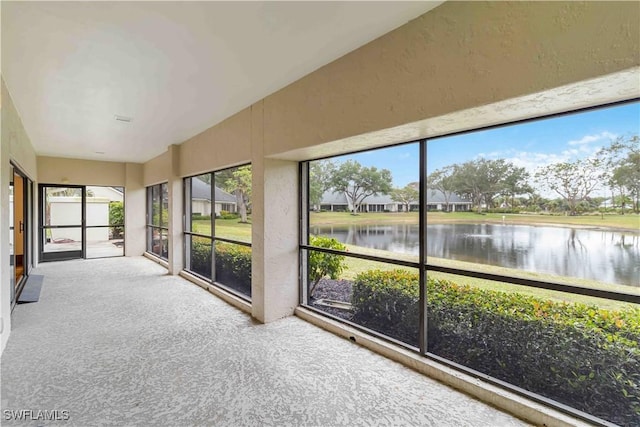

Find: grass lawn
[333,245,638,311]
[310,211,639,231]
[192,218,252,243]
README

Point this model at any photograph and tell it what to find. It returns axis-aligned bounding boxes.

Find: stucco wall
[1,78,38,352]
[37,157,126,186]
[145,1,639,173]
[143,151,170,187]
[179,107,252,178]
[261,1,640,157]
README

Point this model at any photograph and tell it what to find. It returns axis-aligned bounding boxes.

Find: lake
[310,223,640,287]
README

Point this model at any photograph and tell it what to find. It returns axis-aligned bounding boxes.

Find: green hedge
[190,239,212,278]
[190,241,251,297]
[215,242,251,296]
[352,270,640,425]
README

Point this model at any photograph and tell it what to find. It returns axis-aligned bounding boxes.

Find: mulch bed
[308,278,354,321]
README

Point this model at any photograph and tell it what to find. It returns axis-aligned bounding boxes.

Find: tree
[451,159,510,212]
[427,166,457,212]
[309,160,336,209]
[390,185,419,212]
[308,236,347,297]
[534,158,603,215]
[501,165,532,209]
[328,160,393,215]
[598,135,640,214]
[222,165,252,223]
[109,201,124,238]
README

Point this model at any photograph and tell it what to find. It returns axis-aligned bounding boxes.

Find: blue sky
[328,102,639,188]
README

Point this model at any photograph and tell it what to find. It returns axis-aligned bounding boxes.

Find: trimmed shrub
[215,242,251,295]
[351,270,640,425]
[191,214,211,221]
[219,210,240,220]
[308,236,347,297]
[352,269,418,344]
[190,239,212,278]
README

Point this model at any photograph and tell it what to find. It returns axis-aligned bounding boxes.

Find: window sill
[143,252,169,269]
[295,306,591,427]
[179,270,252,315]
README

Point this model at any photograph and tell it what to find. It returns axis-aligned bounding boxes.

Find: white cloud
[567,131,617,146]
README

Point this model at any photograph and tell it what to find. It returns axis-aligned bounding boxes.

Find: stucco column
[124,162,145,256]
[167,144,183,274]
[0,102,10,352]
[251,102,299,322]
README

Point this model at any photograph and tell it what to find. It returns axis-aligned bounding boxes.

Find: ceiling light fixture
[114,115,132,123]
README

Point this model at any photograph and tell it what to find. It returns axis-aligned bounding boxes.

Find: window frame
[146,182,169,260]
[299,99,640,426]
[183,164,252,302]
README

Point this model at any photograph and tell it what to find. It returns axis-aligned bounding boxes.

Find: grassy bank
[310,211,639,231]
[330,244,638,311]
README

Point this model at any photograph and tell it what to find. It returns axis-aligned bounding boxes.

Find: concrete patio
[1,257,528,426]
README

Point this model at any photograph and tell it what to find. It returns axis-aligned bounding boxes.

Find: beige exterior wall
[37,156,126,186]
[143,151,170,187]
[179,107,252,177]
[124,163,145,256]
[1,78,38,352]
[262,1,640,157]
[140,1,639,326]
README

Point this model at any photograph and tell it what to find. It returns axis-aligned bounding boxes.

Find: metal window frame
[182,165,253,302]
[146,183,169,261]
[298,99,640,427]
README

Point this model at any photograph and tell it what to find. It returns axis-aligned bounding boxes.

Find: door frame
[11,164,32,306]
[39,184,86,262]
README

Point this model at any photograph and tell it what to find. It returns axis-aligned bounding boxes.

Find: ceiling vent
[114,115,132,123]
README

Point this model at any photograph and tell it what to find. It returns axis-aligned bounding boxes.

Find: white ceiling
[2,1,442,163]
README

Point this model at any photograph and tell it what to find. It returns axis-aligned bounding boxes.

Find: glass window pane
[308,144,419,263]
[86,186,124,227]
[187,235,212,279]
[425,103,640,292]
[161,229,169,259]
[149,227,163,257]
[151,185,160,226]
[161,183,169,228]
[190,174,212,236]
[43,227,82,252]
[214,241,251,299]
[44,187,82,226]
[86,227,124,258]
[306,249,419,347]
[214,165,251,244]
[426,271,639,425]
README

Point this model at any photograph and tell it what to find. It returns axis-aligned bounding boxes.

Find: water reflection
[311,223,640,287]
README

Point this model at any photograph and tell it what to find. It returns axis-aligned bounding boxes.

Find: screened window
[184,165,252,300]
[146,183,168,260]
[300,101,640,426]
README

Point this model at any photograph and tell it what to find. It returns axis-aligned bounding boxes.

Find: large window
[146,183,168,260]
[300,101,640,425]
[184,165,252,300]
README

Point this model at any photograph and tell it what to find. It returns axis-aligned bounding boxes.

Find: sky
[324,101,639,189]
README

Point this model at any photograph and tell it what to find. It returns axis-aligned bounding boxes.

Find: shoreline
[426,218,640,233]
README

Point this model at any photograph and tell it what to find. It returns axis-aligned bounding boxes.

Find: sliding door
[40,185,84,261]
[10,165,33,305]
[39,185,125,262]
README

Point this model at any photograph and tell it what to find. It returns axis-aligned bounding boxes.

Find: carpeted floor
[1,256,528,426]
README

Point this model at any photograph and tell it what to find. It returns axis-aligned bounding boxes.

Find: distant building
[190,178,237,216]
[318,188,471,212]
